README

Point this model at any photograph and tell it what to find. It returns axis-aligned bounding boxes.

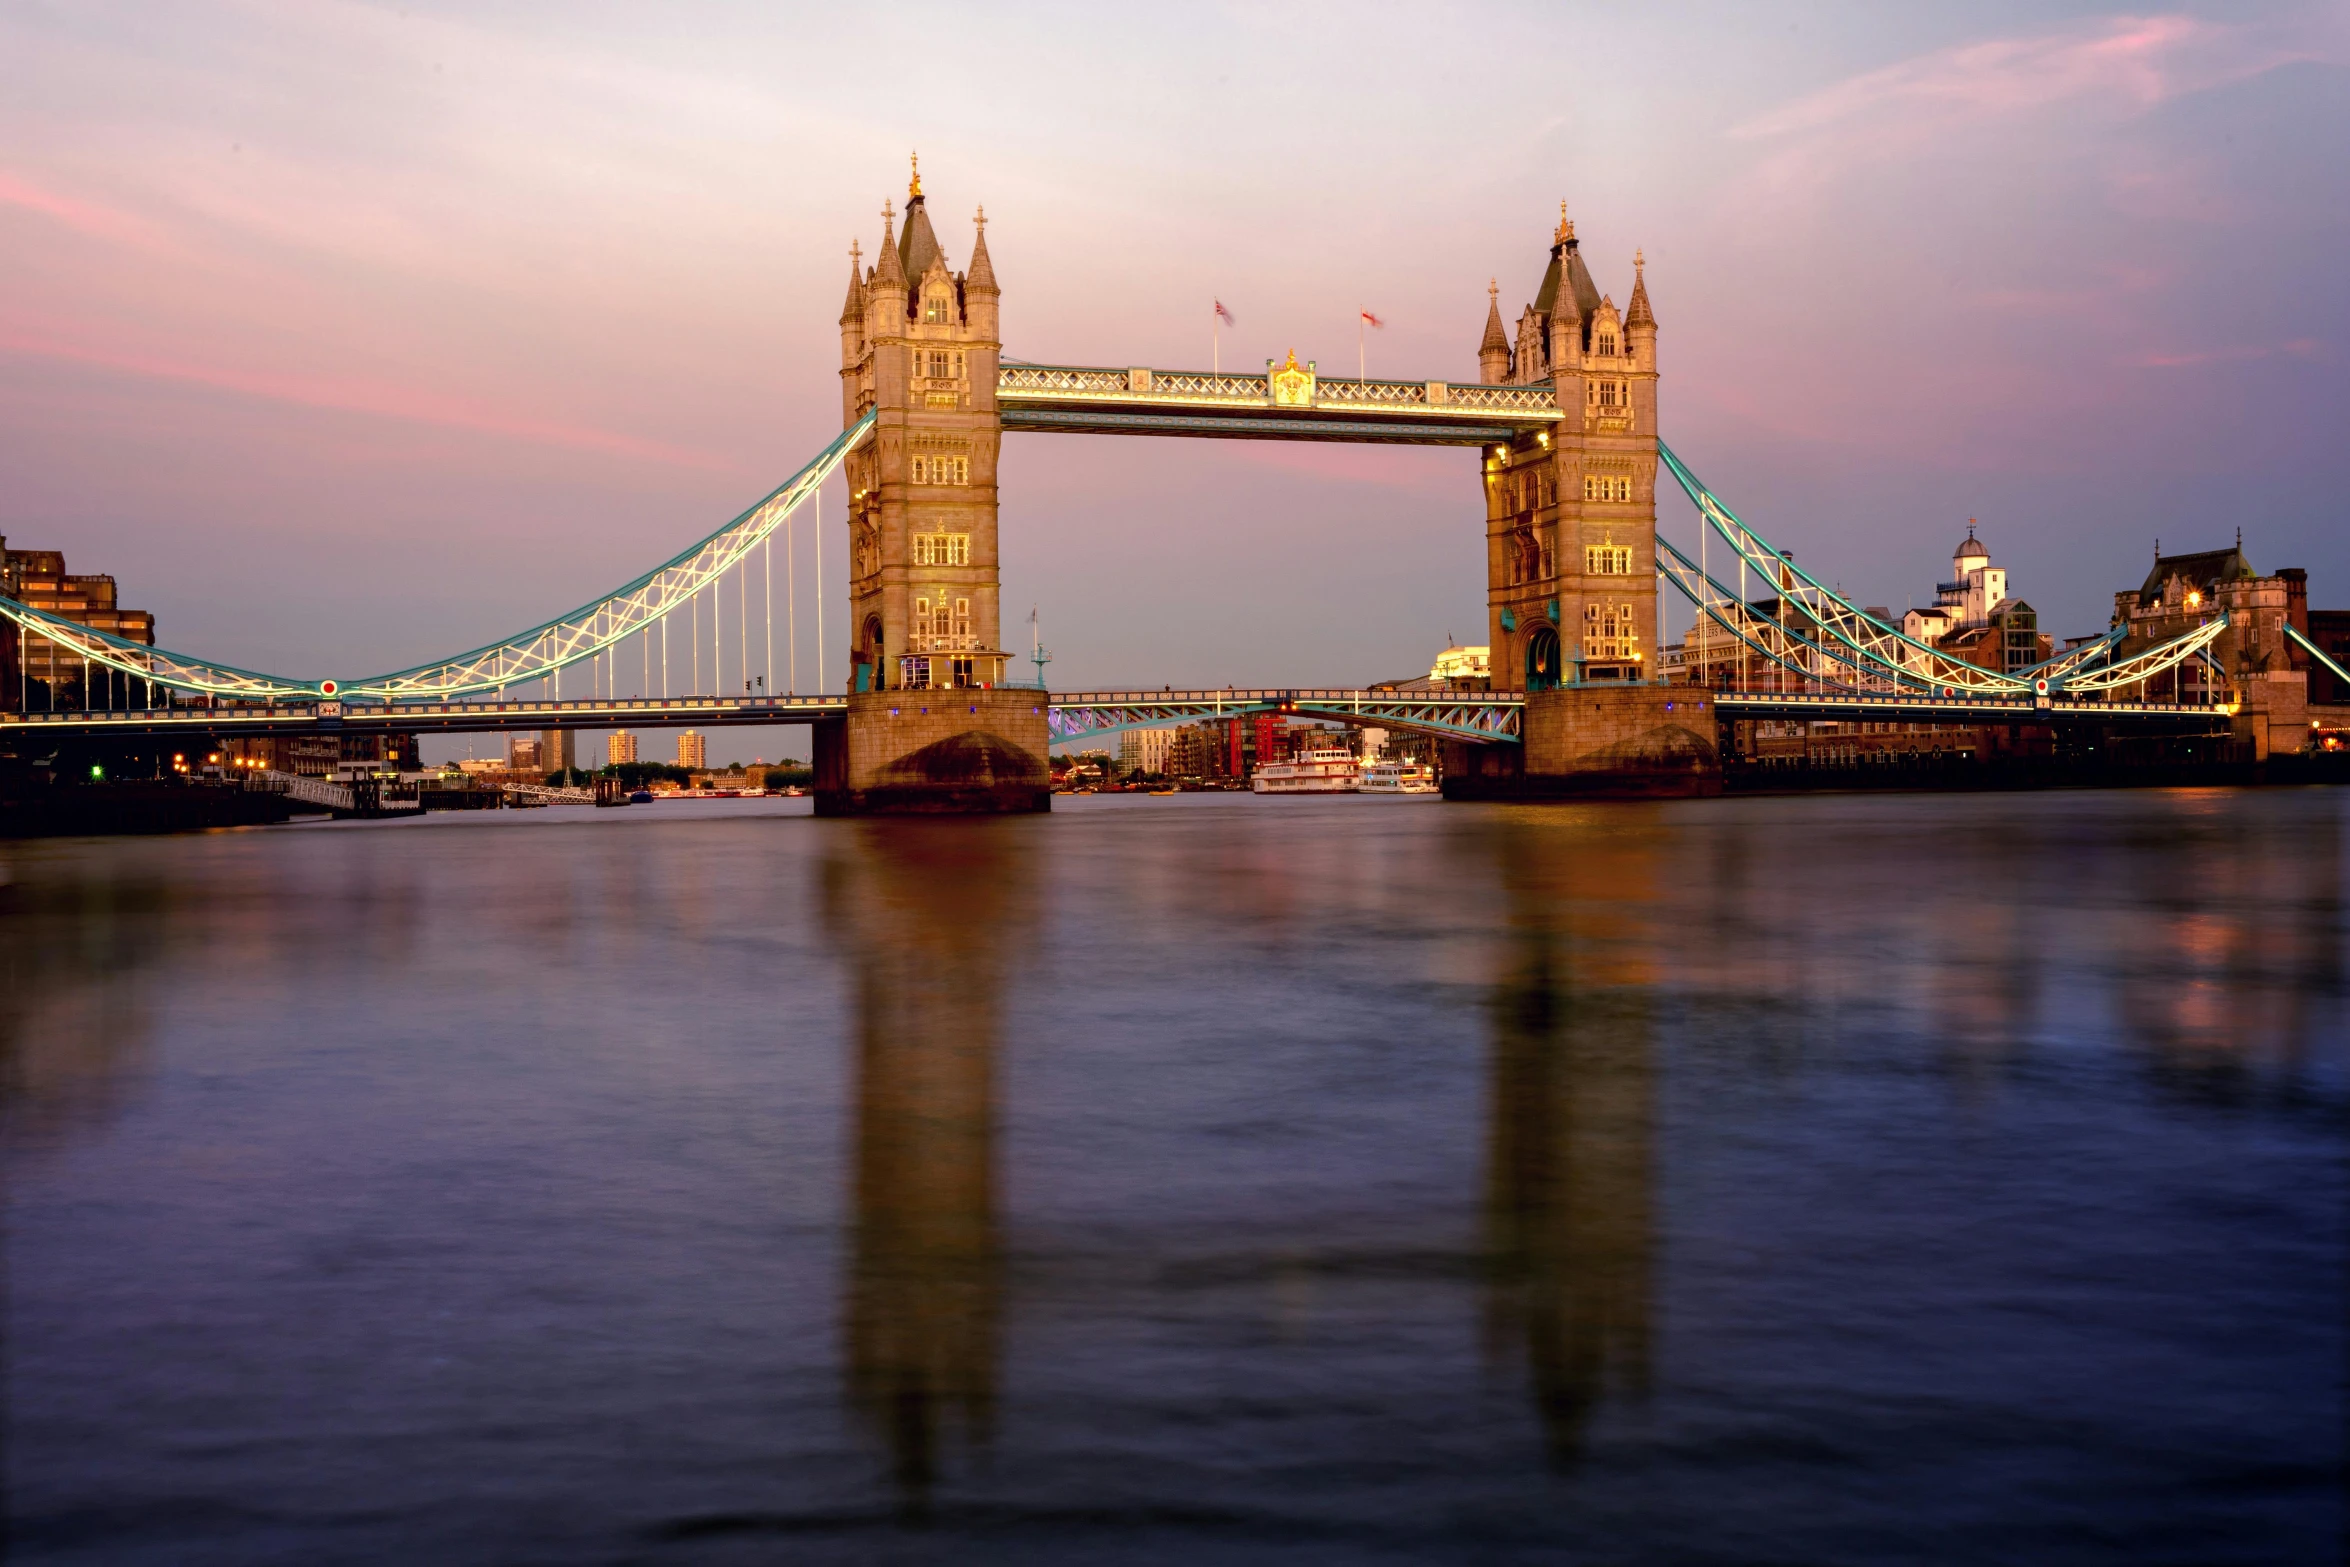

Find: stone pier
[1442,686,1721,801]
[812,689,1051,816]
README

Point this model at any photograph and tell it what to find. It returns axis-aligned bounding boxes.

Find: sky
[3,2,2346,764]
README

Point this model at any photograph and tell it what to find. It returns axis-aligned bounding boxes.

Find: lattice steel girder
[1658,443,2234,700]
[2054,615,2230,693]
[0,413,874,706]
[1000,408,1522,446]
[997,362,1562,431]
[1714,691,2232,728]
[340,413,874,700]
[1659,444,2038,695]
[0,593,321,702]
[1657,540,1897,695]
[2284,623,2350,691]
[1045,690,1523,744]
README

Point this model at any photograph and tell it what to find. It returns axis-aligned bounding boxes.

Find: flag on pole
[1215,299,1236,326]
[1360,310,1384,329]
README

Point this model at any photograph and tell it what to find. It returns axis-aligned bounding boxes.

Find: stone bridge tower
[1450,206,1719,799]
[1478,205,1660,694]
[816,158,1049,815]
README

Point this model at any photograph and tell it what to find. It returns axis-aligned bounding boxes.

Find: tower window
[924,293,952,323]
[909,456,968,486]
[1586,544,1634,575]
[1598,331,1617,356]
[1583,600,1640,660]
[1582,474,1633,502]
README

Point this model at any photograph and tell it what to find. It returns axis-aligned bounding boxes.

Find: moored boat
[1358,761,1438,794]
[1251,748,1360,794]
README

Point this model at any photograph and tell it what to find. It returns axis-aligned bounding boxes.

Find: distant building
[608,731,639,766]
[1118,727,1179,777]
[541,729,576,775]
[1430,643,1489,683]
[677,730,708,769]
[507,735,543,771]
[1,535,157,711]
[221,733,418,778]
[1902,526,2007,647]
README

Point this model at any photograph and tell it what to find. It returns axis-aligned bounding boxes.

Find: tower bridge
[5,160,2304,810]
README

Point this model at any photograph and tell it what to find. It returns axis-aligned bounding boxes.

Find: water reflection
[825,821,1033,1504]
[2113,794,2345,1093]
[1477,812,1658,1464]
[0,861,168,1143]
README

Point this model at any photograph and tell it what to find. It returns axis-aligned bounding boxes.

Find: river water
[2,789,2343,1564]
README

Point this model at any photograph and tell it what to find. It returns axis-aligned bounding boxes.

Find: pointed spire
[1626,247,1656,327]
[966,204,998,294]
[1480,278,1508,355]
[1555,199,1574,244]
[872,199,905,289]
[839,239,865,325]
[899,187,943,284]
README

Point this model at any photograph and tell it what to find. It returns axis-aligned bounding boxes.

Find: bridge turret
[1625,249,1656,372]
[867,200,908,337]
[964,206,999,341]
[839,240,867,419]
[1477,279,1509,384]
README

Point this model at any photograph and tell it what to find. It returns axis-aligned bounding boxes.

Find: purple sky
[3,3,2345,761]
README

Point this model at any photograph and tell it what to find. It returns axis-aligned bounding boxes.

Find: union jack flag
[1214,300,1235,326]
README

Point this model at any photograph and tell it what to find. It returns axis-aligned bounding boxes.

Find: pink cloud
[0,325,735,470]
[0,169,167,250]
[1730,15,2321,192]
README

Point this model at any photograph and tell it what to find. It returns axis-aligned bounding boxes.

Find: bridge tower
[1451,207,1718,798]
[816,158,1050,814]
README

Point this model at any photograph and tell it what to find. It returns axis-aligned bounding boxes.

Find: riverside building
[1,537,156,711]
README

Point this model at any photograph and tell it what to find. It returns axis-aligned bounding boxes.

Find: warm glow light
[2186,590,2201,608]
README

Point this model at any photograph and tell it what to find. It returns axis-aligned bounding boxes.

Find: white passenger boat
[1358,761,1438,794]
[1251,748,1360,794]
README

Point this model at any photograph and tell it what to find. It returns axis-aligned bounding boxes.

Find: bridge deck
[2,686,2232,744]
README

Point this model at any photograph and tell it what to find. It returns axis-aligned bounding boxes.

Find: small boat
[1358,761,1439,794]
[1251,747,1360,794]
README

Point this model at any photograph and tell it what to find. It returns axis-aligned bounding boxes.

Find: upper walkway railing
[998,361,1560,444]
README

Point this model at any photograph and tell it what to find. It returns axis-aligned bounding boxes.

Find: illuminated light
[2185,590,2201,609]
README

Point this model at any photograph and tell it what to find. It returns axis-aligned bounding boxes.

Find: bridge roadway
[3,686,2230,747]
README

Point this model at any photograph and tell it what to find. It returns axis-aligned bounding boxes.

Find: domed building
[1900,524,2007,648]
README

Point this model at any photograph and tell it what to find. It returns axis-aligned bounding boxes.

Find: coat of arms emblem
[1266,349,1316,408]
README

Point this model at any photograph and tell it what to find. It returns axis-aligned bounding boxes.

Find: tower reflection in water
[1478,811,1658,1464]
[824,821,1031,1502]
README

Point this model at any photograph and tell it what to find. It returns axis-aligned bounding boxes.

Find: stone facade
[1,536,156,711]
[1444,687,1721,800]
[1476,210,1659,696]
[839,159,1004,696]
[813,689,1050,816]
[822,162,1046,814]
[2117,542,2316,761]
